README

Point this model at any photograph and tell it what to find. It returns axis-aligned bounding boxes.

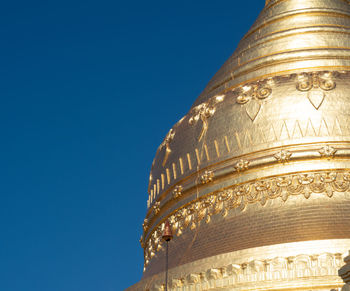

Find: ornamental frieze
[147,142,344,211]
[143,170,350,268]
[148,252,344,291]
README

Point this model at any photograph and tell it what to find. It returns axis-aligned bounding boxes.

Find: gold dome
[130,0,350,290]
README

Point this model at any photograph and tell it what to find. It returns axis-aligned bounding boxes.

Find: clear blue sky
[0,1,264,290]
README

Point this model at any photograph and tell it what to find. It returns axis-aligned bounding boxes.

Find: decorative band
[142,170,350,269]
[146,252,345,291]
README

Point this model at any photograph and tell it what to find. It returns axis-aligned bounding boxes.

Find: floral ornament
[158,117,185,167]
[234,159,250,172]
[319,145,337,158]
[274,149,292,163]
[172,185,183,199]
[296,72,336,110]
[254,181,271,206]
[153,201,161,215]
[320,172,337,183]
[233,184,250,197]
[298,173,314,185]
[236,80,273,121]
[319,172,337,198]
[201,170,214,184]
[142,219,149,232]
[298,174,314,198]
[189,95,225,141]
[276,176,293,201]
[159,128,175,166]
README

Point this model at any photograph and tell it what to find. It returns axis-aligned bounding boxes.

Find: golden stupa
[127,0,350,290]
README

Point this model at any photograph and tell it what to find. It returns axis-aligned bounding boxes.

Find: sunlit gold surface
[128,0,350,290]
[142,170,350,273]
[128,240,350,291]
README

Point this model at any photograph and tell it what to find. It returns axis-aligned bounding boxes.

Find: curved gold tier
[143,174,350,277]
[128,239,350,291]
[136,0,350,289]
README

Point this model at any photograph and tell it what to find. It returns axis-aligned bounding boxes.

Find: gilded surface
[148,71,350,209]
[143,170,350,268]
[127,240,350,291]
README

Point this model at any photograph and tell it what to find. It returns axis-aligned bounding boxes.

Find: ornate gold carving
[159,128,175,167]
[206,268,222,280]
[319,145,337,158]
[143,170,350,266]
[153,201,160,215]
[234,159,250,172]
[157,117,185,168]
[143,219,149,232]
[172,185,183,199]
[186,273,200,284]
[170,278,183,288]
[297,72,336,92]
[200,170,214,184]
[189,95,225,141]
[297,72,336,110]
[148,252,344,290]
[274,149,292,163]
[236,80,272,121]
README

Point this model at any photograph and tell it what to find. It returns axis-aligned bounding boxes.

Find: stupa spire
[194,0,350,106]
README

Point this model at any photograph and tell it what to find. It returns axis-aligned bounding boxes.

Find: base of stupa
[127,239,350,291]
